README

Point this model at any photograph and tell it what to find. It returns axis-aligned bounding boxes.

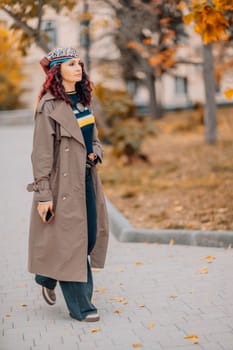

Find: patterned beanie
[40,47,79,73]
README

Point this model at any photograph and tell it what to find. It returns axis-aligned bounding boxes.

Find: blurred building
[0,2,231,111]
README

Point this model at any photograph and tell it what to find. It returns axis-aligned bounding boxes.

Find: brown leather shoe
[42,286,56,305]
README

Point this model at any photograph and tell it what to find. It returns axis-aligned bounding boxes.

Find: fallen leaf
[114,309,122,314]
[132,343,143,348]
[109,297,126,303]
[5,314,11,317]
[139,304,145,308]
[184,334,199,344]
[20,303,28,307]
[116,269,124,272]
[122,300,128,305]
[94,288,106,294]
[197,266,208,274]
[169,295,178,299]
[201,255,216,262]
[90,328,101,333]
[135,261,143,266]
[147,321,155,329]
[169,239,174,246]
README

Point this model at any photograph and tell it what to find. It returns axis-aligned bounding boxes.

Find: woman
[27,47,109,322]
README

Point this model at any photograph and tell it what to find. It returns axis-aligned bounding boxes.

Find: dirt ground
[99,107,233,231]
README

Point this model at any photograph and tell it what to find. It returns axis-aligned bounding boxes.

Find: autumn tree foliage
[183,0,233,43]
[96,0,185,119]
[181,0,233,143]
[0,24,24,109]
[0,0,77,53]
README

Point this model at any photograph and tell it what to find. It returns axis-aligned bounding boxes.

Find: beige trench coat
[27,92,109,282]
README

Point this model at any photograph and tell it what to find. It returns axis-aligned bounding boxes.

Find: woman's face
[60,58,83,86]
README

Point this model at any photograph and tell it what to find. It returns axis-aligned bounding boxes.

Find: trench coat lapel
[50,100,85,146]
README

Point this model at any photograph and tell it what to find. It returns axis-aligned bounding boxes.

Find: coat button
[62,195,67,200]
[63,172,68,177]
[65,147,69,152]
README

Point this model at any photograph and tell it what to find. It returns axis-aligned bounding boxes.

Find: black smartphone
[45,208,55,223]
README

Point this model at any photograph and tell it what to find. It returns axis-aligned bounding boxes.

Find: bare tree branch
[176,59,203,65]
[1,5,50,52]
[37,0,43,35]
[2,5,36,37]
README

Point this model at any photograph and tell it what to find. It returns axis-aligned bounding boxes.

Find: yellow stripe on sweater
[77,115,95,128]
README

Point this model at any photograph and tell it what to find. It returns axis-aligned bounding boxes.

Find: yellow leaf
[147,321,155,329]
[109,297,126,303]
[185,334,198,339]
[20,303,27,307]
[122,300,128,305]
[169,239,175,246]
[90,328,101,333]
[184,334,199,344]
[197,266,208,274]
[177,1,186,10]
[132,343,143,348]
[5,314,11,317]
[94,288,106,294]
[201,255,216,262]
[116,269,124,272]
[114,309,122,314]
[169,295,178,299]
[183,13,194,25]
[139,304,145,308]
[224,88,233,99]
[135,261,143,266]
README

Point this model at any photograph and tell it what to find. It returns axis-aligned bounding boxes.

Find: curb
[106,198,233,248]
[0,110,33,126]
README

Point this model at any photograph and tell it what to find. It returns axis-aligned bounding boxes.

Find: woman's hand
[87,153,97,161]
[37,201,53,223]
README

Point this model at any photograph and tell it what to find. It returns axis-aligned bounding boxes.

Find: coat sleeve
[28,103,56,202]
[93,124,103,163]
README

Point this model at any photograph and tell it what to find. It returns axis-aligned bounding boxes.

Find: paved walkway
[0,125,233,350]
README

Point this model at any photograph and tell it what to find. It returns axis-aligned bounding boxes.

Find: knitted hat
[40,47,79,73]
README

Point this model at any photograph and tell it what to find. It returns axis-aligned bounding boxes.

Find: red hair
[39,61,92,106]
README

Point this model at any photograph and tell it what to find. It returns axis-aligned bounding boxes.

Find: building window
[215,82,220,94]
[175,76,188,96]
[42,20,57,49]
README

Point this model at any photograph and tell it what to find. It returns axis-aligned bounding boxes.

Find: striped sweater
[67,91,95,155]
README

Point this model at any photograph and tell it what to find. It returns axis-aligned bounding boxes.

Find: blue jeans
[35,167,97,321]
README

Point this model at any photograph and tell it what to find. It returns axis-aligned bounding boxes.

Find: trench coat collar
[38,92,85,146]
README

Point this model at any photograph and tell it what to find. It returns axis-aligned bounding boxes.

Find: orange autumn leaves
[181,0,233,44]
[127,41,176,73]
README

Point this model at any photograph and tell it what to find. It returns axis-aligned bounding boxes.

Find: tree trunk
[80,0,91,72]
[146,72,162,119]
[203,43,217,144]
